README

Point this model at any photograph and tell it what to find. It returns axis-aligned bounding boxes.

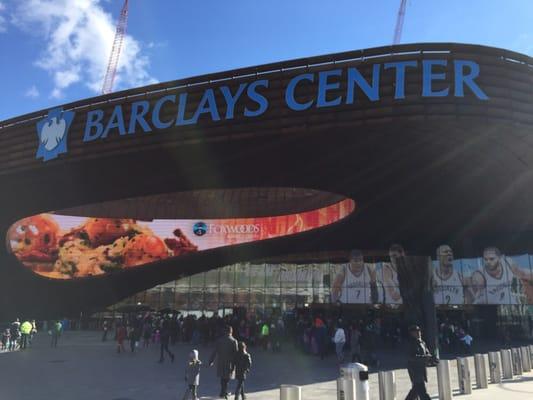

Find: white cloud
[25,85,40,98]
[12,0,157,98]
[0,2,7,32]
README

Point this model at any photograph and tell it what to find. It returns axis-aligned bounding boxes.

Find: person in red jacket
[116,322,127,353]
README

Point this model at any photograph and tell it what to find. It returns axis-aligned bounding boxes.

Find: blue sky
[1,0,532,121]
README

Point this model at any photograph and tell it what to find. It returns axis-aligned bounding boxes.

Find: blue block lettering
[102,105,126,138]
[317,69,342,108]
[128,101,152,134]
[220,83,248,119]
[454,60,489,100]
[83,109,104,142]
[286,73,314,111]
[346,64,381,103]
[192,89,221,123]
[422,60,449,97]
[244,80,269,117]
[176,92,196,126]
[152,95,176,129]
[384,61,418,99]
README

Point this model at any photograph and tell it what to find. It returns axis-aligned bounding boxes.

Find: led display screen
[6,198,355,279]
[327,246,533,305]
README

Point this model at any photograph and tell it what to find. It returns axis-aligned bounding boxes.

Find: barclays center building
[1,43,533,339]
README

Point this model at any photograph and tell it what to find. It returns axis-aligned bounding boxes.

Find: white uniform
[338,263,370,304]
[433,260,464,305]
[382,262,402,304]
[485,257,517,305]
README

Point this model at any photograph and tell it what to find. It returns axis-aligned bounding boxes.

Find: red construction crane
[101,0,129,95]
[393,0,408,45]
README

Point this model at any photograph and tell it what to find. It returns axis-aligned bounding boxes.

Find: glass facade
[116,250,533,313]
[119,262,336,314]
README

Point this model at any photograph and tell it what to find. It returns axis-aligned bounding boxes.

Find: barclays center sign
[36,59,489,161]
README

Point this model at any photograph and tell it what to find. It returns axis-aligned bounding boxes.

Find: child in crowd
[234,341,252,400]
[1,328,10,351]
[183,349,201,400]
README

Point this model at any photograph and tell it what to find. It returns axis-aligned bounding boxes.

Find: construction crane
[101,0,129,95]
[393,0,408,45]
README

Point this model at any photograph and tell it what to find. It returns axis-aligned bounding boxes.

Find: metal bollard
[337,377,356,400]
[340,363,370,400]
[437,359,453,400]
[378,370,396,400]
[474,354,488,389]
[500,349,513,379]
[520,346,531,372]
[530,345,533,363]
[511,348,523,376]
[456,357,472,394]
[280,384,301,400]
[488,352,502,383]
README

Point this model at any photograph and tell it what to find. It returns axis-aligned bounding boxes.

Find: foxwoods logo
[193,222,261,236]
[193,222,208,236]
[35,107,75,162]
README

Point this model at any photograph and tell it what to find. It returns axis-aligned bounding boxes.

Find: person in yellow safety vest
[260,322,270,350]
[20,320,32,350]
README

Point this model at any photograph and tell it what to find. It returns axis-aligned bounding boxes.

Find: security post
[520,346,531,372]
[378,370,396,400]
[474,354,488,389]
[437,359,452,400]
[500,349,513,379]
[456,357,472,394]
[280,385,301,400]
[511,348,523,376]
[488,352,502,383]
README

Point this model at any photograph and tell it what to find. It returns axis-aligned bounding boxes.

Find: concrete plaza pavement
[0,331,532,400]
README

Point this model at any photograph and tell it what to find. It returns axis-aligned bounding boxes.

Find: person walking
[159,318,175,363]
[2,328,11,351]
[209,325,238,399]
[460,332,473,354]
[405,325,435,400]
[129,323,138,353]
[260,321,270,350]
[350,324,362,363]
[30,320,37,346]
[51,320,62,348]
[102,320,109,342]
[116,322,127,353]
[333,323,346,364]
[234,341,252,400]
[142,320,152,348]
[182,349,201,400]
[10,319,21,351]
[20,320,32,350]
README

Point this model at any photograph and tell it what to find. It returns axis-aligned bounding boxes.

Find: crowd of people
[99,308,416,374]
[0,309,505,400]
[438,320,474,354]
[1,318,64,351]
[1,318,37,351]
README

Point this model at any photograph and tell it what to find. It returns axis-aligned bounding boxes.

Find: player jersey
[485,256,523,305]
[339,264,370,304]
[382,262,402,304]
[484,257,513,304]
[338,263,385,304]
[433,261,464,305]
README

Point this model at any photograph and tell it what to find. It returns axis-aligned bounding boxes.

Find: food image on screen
[6,198,356,279]
[7,216,198,279]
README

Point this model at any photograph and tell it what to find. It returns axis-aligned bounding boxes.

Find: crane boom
[101,0,129,95]
[393,0,407,45]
